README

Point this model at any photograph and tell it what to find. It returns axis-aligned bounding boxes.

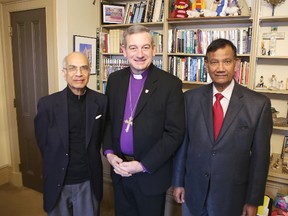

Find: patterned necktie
[213,93,224,141]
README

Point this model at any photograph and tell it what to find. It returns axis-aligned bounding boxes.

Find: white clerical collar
[132,74,143,80]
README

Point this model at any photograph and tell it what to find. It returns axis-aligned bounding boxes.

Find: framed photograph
[281,136,288,159]
[73,35,96,74]
[102,4,125,24]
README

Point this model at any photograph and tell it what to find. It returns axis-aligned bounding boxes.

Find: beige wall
[0,0,98,185]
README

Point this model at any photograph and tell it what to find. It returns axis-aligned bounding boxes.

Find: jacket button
[212,151,216,156]
[57,184,61,187]
[205,173,209,177]
[65,153,68,156]
[62,167,65,171]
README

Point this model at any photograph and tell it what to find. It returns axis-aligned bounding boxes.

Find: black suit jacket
[173,82,273,215]
[34,87,107,212]
[103,64,185,195]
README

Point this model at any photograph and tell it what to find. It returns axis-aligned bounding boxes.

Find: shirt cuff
[140,162,150,173]
[104,149,114,157]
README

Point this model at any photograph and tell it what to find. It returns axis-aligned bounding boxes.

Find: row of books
[100,29,124,54]
[169,57,210,83]
[103,57,163,81]
[168,27,252,55]
[100,30,163,54]
[122,0,164,24]
[168,56,250,85]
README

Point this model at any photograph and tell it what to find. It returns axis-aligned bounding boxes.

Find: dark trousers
[113,175,166,216]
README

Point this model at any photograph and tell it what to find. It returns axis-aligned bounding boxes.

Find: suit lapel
[85,89,99,148]
[216,83,244,142]
[200,84,214,143]
[54,88,69,153]
[134,66,158,119]
[118,69,130,120]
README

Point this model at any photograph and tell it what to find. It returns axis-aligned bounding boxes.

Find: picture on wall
[73,35,96,74]
[102,4,125,24]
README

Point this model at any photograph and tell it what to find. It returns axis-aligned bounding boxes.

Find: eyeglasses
[63,65,90,74]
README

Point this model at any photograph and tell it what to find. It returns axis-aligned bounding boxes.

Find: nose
[75,67,83,75]
[218,62,225,71]
[136,48,144,57]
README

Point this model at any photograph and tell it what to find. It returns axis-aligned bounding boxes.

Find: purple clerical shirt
[120,70,148,155]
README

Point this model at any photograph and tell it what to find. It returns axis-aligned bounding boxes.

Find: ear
[121,45,127,57]
[152,44,156,56]
[62,69,67,81]
[234,58,240,71]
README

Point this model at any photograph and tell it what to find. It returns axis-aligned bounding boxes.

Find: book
[152,0,162,22]
[247,26,252,53]
[132,2,141,23]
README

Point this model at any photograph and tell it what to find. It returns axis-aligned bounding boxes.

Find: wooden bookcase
[96,0,288,206]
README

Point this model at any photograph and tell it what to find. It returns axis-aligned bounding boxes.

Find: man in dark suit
[172,39,273,216]
[34,52,107,216]
[103,25,185,216]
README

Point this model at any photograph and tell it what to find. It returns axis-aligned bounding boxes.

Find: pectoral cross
[124,116,133,133]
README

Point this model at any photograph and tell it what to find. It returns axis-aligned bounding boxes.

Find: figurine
[216,0,228,16]
[187,0,206,17]
[171,0,189,18]
[225,0,241,16]
[261,41,266,55]
[191,0,206,12]
[255,75,267,89]
[199,0,221,17]
[237,0,250,16]
[224,0,250,16]
[268,74,279,90]
[278,80,284,90]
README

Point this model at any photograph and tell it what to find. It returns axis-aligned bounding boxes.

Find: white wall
[57,0,98,91]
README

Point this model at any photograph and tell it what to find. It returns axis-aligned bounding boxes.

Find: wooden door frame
[0,0,58,186]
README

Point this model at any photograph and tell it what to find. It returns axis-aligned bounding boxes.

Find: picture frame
[102,4,125,24]
[73,35,96,74]
[281,136,288,159]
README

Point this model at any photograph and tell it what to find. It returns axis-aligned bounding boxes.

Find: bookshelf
[97,0,288,207]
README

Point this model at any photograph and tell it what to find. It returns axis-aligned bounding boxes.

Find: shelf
[167,16,252,25]
[268,153,288,184]
[254,89,288,95]
[182,81,209,85]
[102,52,163,56]
[256,55,288,59]
[274,126,288,131]
[101,22,164,29]
[260,16,288,23]
[168,53,250,57]
[168,53,205,57]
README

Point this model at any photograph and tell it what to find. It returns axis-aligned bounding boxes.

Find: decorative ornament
[264,0,286,16]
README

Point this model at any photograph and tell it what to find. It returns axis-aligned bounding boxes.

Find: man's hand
[118,161,144,175]
[173,187,185,203]
[241,204,257,216]
[106,153,131,177]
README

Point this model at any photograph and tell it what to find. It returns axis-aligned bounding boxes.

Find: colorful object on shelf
[171,0,189,18]
[191,0,206,12]
[186,0,206,17]
[275,193,288,211]
[215,0,228,16]
[257,195,272,216]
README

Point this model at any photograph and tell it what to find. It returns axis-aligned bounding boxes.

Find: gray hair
[122,25,154,48]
